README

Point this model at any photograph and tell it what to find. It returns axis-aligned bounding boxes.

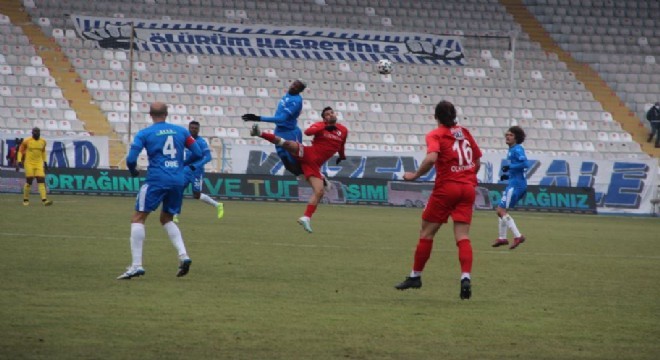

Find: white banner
[228,144,659,215]
[72,15,465,65]
[0,135,109,168]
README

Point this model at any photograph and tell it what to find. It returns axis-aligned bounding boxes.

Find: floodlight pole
[509,31,517,100]
[127,21,136,148]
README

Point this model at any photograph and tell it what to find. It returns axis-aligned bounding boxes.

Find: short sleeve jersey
[426,125,482,186]
[131,122,194,186]
[19,137,47,165]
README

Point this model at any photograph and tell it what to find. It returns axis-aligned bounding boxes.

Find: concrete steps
[500,0,658,158]
[0,0,127,167]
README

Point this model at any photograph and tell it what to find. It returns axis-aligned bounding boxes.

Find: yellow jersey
[18,137,47,165]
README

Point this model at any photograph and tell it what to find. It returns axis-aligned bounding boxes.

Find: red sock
[261,132,276,142]
[413,238,433,272]
[457,239,473,274]
[304,204,317,218]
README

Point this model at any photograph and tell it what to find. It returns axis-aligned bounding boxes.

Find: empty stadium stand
[1,0,658,171]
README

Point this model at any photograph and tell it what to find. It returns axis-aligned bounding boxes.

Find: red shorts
[294,145,324,179]
[422,182,476,224]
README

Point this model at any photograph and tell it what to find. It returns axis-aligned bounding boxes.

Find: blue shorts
[275,127,302,166]
[183,167,203,193]
[135,183,184,214]
[498,185,526,209]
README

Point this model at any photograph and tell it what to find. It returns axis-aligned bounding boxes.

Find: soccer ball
[376,59,393,75]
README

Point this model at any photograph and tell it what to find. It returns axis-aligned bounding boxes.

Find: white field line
[1,232,659,260]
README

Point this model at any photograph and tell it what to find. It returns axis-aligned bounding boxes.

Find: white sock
[163,221,188,260]
[503,214,521,238]
[461,272,471,280]
[498,217,508,239]
[410,271,422,278]
[130,223,145,267]
[199,193,218,207]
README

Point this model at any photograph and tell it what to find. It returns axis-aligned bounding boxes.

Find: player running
[173,120,224,223]
[492,126,529,250]
[117,102,203,280]
[249,106,347,233]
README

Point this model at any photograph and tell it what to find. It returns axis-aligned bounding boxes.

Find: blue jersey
[260,91,304,172]
[127,122,199,187]
[185,136,212,176]
[505,144,528,188]
[261,92,303,132]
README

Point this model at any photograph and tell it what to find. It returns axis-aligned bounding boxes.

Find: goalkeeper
[16,127,53,206]
[242,79,306,176]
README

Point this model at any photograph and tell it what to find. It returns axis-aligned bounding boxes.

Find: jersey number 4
[163,135,177,158]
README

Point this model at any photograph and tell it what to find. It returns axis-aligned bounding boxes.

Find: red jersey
[304,121,348,162]
[426,125,482,186]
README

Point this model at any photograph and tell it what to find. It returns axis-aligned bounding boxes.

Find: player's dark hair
[321,106,333,118]
[434,100,457,127]
[189,120,200,126]
[508,126,526,144]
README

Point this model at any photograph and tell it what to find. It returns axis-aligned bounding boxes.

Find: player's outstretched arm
[257,113,289,126]
[241,113,261,122]
[403,152,437,181]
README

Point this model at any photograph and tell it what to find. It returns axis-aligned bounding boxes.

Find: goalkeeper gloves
[241,113,261,122]
[500,174,509,181]
[325,125,337,131]
[335,156,346,165]
[501,165,510,172]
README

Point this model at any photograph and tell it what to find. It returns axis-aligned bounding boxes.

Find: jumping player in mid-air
[249,106,347,233]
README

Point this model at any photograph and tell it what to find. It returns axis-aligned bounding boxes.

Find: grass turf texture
[0,194,658,359]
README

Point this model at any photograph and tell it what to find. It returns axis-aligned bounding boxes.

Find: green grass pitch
[0,194,658,359]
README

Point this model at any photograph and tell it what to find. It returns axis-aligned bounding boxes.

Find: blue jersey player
[242,79,306,176]
[492,126,529,250]
[173,121,224,223]
[117,102,203,280]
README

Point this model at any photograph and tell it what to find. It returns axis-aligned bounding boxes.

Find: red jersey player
[394,100,482,300]
[250,106,348,233]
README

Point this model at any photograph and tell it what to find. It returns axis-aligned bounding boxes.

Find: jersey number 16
[452,139,473,166]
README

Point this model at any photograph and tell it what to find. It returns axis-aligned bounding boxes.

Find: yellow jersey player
[16,127,53,206]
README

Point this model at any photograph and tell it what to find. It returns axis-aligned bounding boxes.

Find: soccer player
[492,126,529,250]
[16,127,53,206]
[241,79,306,176]
[117,102,203,280]
[173,120,224,223]
[394,101,482,300]
[249,106,347,233]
